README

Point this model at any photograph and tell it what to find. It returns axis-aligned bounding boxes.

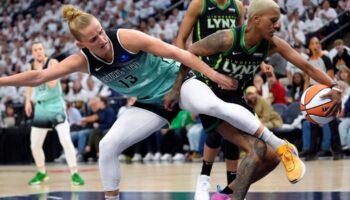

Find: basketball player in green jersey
[25,42,84,186]
[0,4,340,200]
[167,0,342,199]
[175,1,245,199]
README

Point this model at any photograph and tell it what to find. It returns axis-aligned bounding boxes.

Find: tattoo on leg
[233,137,267,200]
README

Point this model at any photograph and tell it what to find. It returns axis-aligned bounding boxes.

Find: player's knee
[30,142,41,151]
[99,137,122,158]
[205,132,222,148]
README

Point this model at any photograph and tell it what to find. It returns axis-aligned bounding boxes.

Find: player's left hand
[321,88,342,117]
[212,73,239,90]
[163,89,180,111]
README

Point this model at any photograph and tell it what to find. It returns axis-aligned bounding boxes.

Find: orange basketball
[300,84,334,124]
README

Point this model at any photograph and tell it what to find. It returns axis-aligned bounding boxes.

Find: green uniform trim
[209,0,231,10]
[233,0,240,20]
[200,0,207,16]
[240,25,262,54]
[223,28,237,57]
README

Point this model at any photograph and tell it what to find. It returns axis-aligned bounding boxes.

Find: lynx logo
[56,114,64,123]
[208,18,235,29]
[322,107,329,112]
[222,60,260,80]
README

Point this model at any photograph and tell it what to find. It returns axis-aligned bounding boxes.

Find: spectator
[337,0,350,12]
[253,74,271,102]
[338,93,350,151]
[288,10,306,46]
[304,8,323,37]
[267,72,288,105]
[160,110,195,162]
[268,53,287,79]
[85,97,116,159]
[66,101,82,131]
[286,72,305,103]
[245,86,283,130]
[286,43,308,86]
[317,0,337,25]
[2,102,16,128]
[332,39,350,74]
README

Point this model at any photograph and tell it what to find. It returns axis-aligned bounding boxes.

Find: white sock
[38,167,46,174]
[70,167,78,175]
[105,195,119,200]
[259,127,286,150]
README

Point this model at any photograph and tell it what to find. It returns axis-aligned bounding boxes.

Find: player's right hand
[163,89,180,111]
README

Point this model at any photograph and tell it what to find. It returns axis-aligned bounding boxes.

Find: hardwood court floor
[0,159,350,199]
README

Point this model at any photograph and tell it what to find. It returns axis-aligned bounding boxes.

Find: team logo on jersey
[56,114,64,123]
[118,52,131,63]
[207,18,236,29]
[222,60,260,80]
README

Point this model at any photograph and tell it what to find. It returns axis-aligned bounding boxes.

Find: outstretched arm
[271,36,341,116]
[118,29,236,89]
[270,37,333,85]
[0,54,87,87]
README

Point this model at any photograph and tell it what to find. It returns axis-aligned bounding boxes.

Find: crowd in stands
[0,0,350,163]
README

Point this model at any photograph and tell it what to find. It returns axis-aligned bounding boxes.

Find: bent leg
[217,122,279,200]
[98,107,168,197]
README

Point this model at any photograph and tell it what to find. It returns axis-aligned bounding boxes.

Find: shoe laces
[281,143,296,172]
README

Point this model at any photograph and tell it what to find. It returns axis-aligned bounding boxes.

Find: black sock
[221,186,233,194]
[226,171,236,185]
[200,160,214,176]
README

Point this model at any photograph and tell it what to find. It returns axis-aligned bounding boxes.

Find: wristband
[331,87,343,93]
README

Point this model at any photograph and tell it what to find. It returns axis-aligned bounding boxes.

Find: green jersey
[199,25,270,92]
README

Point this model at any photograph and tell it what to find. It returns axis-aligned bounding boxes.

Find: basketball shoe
[71,173,85,185]
[194,175,210,200]
[277,140,306,183]
[28,171,49,185]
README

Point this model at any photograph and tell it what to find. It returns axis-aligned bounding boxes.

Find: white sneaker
[143,153,154,161]
[160,153,172,161]
[132,153,142,162]
[194,175,210,200]
[172,153,185,161]
[152,152,162,161]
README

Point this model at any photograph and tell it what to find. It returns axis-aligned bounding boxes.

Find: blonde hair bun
[62,4,81,22]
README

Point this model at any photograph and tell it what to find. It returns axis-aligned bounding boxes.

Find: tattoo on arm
[172,65,190,90]
[190,30,232,56]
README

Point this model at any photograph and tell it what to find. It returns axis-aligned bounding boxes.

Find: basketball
[300,84,334,124]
